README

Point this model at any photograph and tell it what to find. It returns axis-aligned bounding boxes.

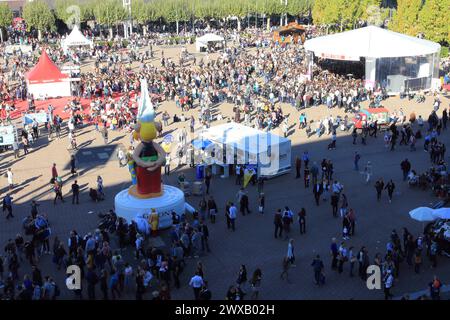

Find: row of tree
[0,0,448,44]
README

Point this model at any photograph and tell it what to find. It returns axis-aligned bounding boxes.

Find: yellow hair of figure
[139,121,157,142]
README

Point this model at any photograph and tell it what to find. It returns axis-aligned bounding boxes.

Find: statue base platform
[114,184,185,230]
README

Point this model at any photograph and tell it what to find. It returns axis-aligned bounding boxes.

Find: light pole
[122,0,132,39]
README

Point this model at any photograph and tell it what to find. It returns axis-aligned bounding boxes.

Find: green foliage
[93,0,127,27]
[418,0,449,43]
[388,0,422,36]
[441,46,449,58]
[23,0,56,32]
[0,3,13,28]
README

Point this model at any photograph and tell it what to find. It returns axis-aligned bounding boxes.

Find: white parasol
[408,207,436,222]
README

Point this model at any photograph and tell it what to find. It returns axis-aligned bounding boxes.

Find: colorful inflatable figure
[129,79,166,198]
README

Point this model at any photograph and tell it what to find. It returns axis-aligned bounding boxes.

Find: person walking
[311,255,324,285]
[207,197,217,223]
[204,171,212,195]
[330,238,338,270]
[189,272,204,300]
[71,180,80,205]
[236,265,248,292]
[53,181,64,205]
[375,178,384,201]
[274,209,283,239]
[385,180,395,203]
[258,193,265,214]
[282,207,293,240]
[298,208,306,234]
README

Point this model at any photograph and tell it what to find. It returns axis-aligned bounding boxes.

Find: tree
[418,0,449,43]
[23,0,56,40]
[0,3,12,42]
[389,0,422,36]
[55,0,93,28]
[93,0,127,38]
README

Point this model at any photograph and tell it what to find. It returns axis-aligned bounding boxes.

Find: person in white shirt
[7,168,14,190]
[228,203,237,231]
[189,272,204,300]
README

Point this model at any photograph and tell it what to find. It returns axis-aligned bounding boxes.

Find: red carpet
[0,92,137,121]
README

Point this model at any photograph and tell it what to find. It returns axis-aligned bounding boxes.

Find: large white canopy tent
[199,122,291,178]
[195,33,225,52]
[304,26,441,93]
[61,25,93,53]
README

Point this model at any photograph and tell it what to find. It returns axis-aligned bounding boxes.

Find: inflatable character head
[133,79,160,142]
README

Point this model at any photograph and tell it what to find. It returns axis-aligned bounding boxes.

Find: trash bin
[196,165,204,180]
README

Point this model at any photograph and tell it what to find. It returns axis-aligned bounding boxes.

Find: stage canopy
[304,26,440,61]
[61,25,93,51]
[26,51,71,98]
[304,26,441,93]
[195,33,225,52]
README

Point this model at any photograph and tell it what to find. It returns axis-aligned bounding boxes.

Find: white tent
[200,122,291,178]
[61,25,93,52]
[195,33,225,52]
[304,26,441,93]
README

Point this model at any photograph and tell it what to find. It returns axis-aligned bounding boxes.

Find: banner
[0,125,16,146]
[23,112,48,125]
[243,165,257,188]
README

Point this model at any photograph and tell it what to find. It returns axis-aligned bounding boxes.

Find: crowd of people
[1,23,449,301]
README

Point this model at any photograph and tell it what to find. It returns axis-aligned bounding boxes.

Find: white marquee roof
[200,122,289,155]
[304,26,441,60]
[196,33,224,43]
[62,25,93,48]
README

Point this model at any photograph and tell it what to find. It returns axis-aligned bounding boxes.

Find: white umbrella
[409,207,436,222]
[432,208,450,220]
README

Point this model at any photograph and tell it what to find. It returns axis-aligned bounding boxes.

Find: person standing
[383,270,394,300]
[429,276,442,300]
[375,178,384,201]
[295,156,301,178]
[287,239,295,267]
[274,209,283,239]
[298,208,306,234]
[51,163,58,180]
[400,158,411,181]
[204,170,212,195]
[280,257,291,283]
[313,181,323,206]
[385,180,395,203]
[311,255,324,286]
[3,194,14,219]
[228,203,237,232]
[102,125,108,144]
[71,180,80,205]
[354,152,361,171]
[6,168,14,190]
[189,272,204,300]
[250,269,262,300]
[331,193,339,217]
[258,193,265,214]
[330,238,338,270]
[70,155,77,176]
[12,140,20,159]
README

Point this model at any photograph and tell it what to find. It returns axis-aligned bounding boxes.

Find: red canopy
[26,51,68,84]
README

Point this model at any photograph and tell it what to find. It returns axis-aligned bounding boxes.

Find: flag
[243,168,255,188]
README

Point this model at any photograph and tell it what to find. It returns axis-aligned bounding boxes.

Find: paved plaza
[1,42,449,299]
